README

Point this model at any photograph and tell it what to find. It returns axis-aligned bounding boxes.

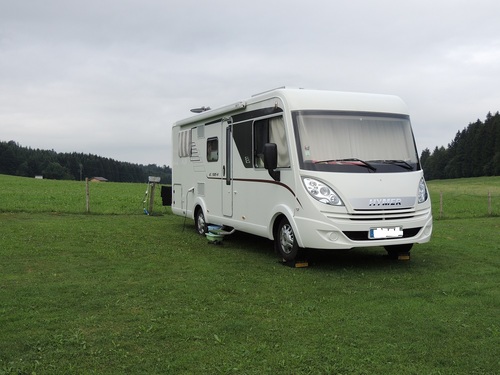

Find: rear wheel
[195,208,207,235]
[275,217,300,261]
[385,244,413,259]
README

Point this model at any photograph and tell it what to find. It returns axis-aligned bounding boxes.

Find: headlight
[303,177,344,206]
[418,177,428,203]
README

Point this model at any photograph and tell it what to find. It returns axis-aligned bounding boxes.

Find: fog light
[329,231,340,242]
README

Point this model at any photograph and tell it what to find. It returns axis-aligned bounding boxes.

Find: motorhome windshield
[293,111,420,173]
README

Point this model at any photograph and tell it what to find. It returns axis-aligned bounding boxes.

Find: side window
[178,129,192,157]
[254,119,268,168]
[253,116,290,168]
[207,137,218,162]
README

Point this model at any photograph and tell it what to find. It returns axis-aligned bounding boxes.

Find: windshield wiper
[378,160,414,171]
[315,158,377,171]
[369,160,413,170]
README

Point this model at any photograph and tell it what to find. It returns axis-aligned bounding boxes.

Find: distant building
[35,175,43,179]
[90,177,108,182]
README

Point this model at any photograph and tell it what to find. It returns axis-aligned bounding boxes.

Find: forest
[420,111,500,180]
[0,141,171,183]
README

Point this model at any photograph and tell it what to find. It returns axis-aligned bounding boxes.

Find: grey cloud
[1,0,499,165]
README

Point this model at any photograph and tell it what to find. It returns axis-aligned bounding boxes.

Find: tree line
[0,140,171,184]
[420,112,500,180]
[2,111,499,183]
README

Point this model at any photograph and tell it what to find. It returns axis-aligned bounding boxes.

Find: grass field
[0,175,499,374]
[428,177,500,219]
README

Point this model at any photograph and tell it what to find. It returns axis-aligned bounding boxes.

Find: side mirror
[263,143,280,181]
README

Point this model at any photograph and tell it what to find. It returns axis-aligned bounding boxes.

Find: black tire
[275,217,300,261]
[195,208,207,235]
[384,244,413,259]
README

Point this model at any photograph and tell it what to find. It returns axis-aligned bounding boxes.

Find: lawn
[428,176,500,219]
[0,175,499,374]
[0,175,163,215]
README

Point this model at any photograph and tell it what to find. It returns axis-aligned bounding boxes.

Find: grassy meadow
[0,174,499,374]
[428,176,500,219]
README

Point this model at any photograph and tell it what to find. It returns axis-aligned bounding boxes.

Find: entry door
[222,121,233,217]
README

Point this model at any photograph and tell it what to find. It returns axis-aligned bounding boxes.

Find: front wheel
[195,208,207,235]
[275,217,300,261]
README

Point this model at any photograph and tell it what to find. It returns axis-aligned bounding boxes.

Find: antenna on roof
[190,106,211,113]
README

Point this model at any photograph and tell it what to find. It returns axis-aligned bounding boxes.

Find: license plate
[369,227,403,239]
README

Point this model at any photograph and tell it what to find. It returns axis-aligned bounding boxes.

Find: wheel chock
[282,259,309,268]
[397,253,411,261]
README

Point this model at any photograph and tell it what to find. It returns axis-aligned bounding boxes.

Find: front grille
[350,207,416,221]
[343,227,422,241]
[323,207,432,222]
[324,211,415,221]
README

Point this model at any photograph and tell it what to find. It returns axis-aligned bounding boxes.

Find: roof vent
[190,106,211,113]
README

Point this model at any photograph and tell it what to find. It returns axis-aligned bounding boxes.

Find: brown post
[439,192,443,219]
[488,191,492,216]
[85,177,90,213]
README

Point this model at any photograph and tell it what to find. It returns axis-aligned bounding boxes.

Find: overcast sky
[1,0,499,166]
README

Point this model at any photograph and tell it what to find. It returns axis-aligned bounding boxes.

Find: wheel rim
[197,212,205,234]
[280,223,294,255]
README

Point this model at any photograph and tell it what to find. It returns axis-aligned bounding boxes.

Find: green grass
[0,174,499,374]
[0,175,166,215]
[428,176,500,219]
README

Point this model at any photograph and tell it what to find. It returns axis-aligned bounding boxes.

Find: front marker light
[303,177,344,206]
[418,177,428,203]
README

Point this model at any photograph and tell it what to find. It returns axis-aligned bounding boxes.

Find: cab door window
[253,116,289,168]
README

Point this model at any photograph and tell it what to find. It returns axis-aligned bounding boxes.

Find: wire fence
[431,191,499,220]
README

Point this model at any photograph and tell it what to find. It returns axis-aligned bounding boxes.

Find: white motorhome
[171,88,432,261]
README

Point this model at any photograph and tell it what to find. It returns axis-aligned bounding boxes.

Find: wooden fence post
[488,191,492,216]
[439,192,443,219]
[85,178,90,213]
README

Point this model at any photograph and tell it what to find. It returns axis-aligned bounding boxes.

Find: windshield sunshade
[293,111,419,173]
